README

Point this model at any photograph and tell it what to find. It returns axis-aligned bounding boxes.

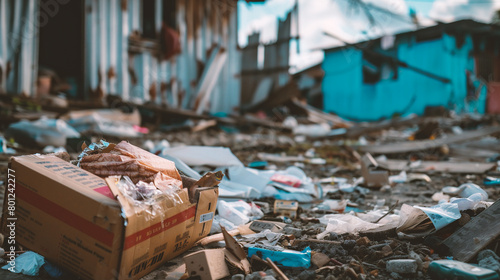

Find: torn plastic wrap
[219,165,322,202]
[313,199,347,213]
[163,154,261,199]
[163,146,244,167]
[442,183,488,200]
[161,147,321,202]
[317,213,397,238]
[2,251,45,276]
[239,230,284,247]
[210,215,238,234]
[66,110,142,138]
[415,203,461,231]
[217,200,264,226]
[79,141,182,187]
[5,117,80,148]
[115,175,183,217]
[397,203,461,237]
[76,139,110,166]
[77,141,185,216]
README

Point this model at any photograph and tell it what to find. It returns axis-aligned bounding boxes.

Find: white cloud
[239,0,443,72]
[291,0,418,71]
[429,0,500,23]
[238,15,277,46]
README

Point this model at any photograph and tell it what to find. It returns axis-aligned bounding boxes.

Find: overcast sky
[238,0,500,72]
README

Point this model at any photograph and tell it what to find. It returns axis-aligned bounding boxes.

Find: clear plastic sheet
[116,174,183,216]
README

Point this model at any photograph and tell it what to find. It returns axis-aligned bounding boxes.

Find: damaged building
[322,20,500,121]
[0,0,270,114]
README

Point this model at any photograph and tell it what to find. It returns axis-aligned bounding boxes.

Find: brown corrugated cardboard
[221,226,251,275]
[249,220,286,233]
[361,153,389,188]
[274,200,299,218]
[1,155,218,280]
[184,249,230,280]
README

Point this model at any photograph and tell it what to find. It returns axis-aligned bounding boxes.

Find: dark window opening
[38,0,84,100]
[362,52,398,84]
[163,0,177,29]
[475,52,494,81]
[142,0,156,39]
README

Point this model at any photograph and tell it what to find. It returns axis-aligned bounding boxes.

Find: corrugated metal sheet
[0,0,39,96]
[0,0,241,114]
[322,32,488,121]
[84,0,241,113]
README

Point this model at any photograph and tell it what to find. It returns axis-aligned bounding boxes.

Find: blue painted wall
[322,33,487,121]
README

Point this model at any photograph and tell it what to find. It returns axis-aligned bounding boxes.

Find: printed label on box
[199,212,214,223]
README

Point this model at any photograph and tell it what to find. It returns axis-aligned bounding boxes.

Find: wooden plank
[381,159,496,174]
[244,81,300,113]
[290,98,352,128]
[345,116,421,138]
[462,139,500,152]
[359,126,500,154]
[443,199,500,262]
[250,77,273,106]
[193,48,227,114]
[449,145,499,159]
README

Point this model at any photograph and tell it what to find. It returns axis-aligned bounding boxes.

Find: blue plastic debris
[484,177,500,186]
[247,246,311,268]
[2,251,45,276]
[428,259,499,280]
[248,161,268,169]
[43,261,64,278]
[77,140,110,166]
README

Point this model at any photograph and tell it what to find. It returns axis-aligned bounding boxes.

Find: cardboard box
[249,220,286,233]
[184,249,230,280]
[361,153,389,188]
[273,200,298,218]
[1,155,218,279]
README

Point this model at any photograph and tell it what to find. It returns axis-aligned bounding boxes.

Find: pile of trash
[1,108,500,279]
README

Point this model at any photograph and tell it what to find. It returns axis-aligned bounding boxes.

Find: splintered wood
[443,199,500,262]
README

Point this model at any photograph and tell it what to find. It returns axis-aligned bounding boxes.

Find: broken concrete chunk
[379,245,393,258]
[386,259,418,274]
[356,236,371,246]
[311,252,331,268]
[361,153,389,188]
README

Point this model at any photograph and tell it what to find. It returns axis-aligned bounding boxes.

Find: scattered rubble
[0,103,500,280]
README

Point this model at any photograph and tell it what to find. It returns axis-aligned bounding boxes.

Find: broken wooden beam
[380,159,496,174]
[442,199,500,262]
[359,126,500,154]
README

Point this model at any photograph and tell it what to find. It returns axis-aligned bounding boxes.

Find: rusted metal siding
[0,0,240,114]
[84,0,241,112]
[0,0,39,96]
